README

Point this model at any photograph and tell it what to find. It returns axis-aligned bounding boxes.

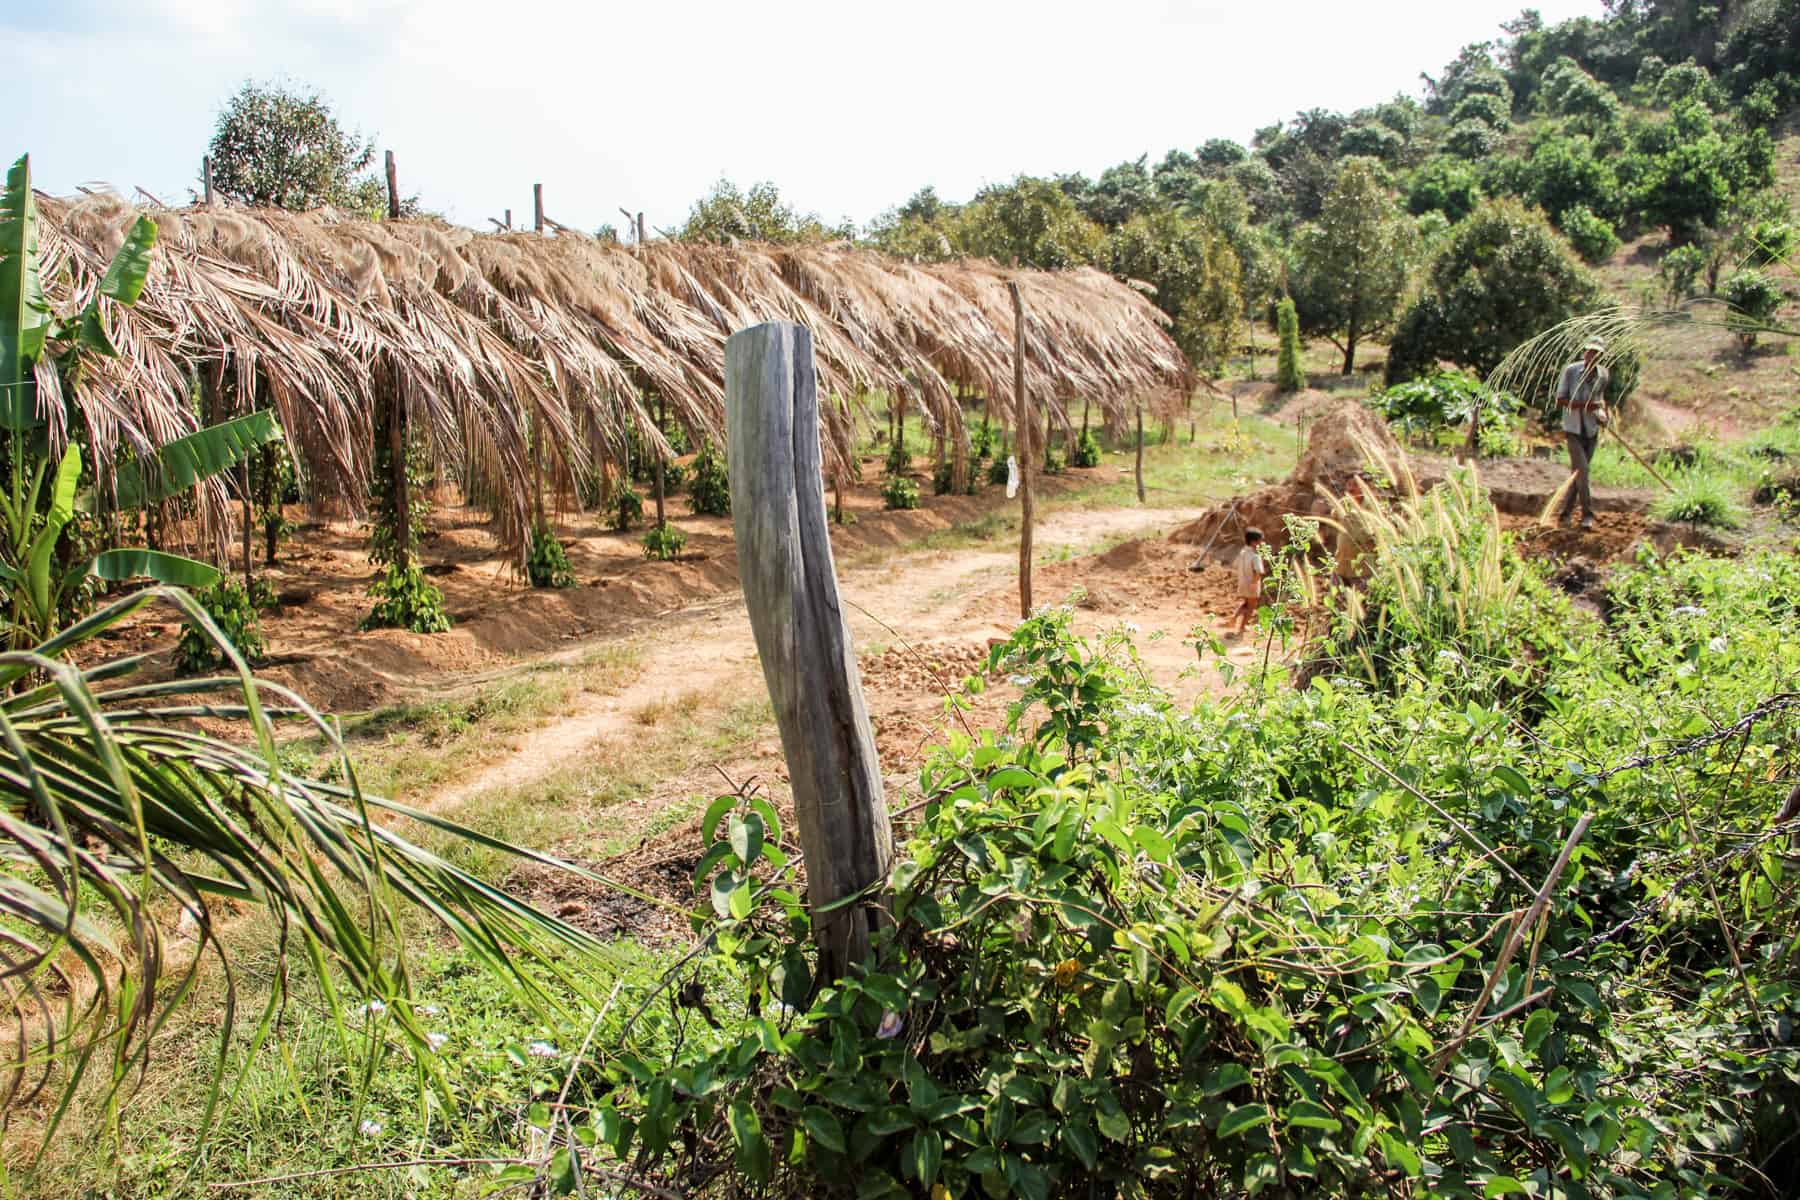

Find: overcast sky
[10,0,1606,235]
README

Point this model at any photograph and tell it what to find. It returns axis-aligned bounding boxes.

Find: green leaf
[1218,1104,1268,1139]
[1484,1177,1530,1198]
[912,1128,942,1187]
[701,795,736,845]
[1,155,51,427]
[729,812,765,867]
[95,410,283,512]
[1062,1117,1099,1170]
[1285,1098,1342,1132]
[95,215,158,306]
[90,549,221,589]
[1202,1063,1251,1097]
[802,1107,846,1154]
[728,1100,770,1183]
[26,442,81,620]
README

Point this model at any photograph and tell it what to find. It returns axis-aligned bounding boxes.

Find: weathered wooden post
[1135,405,1146,503]
[726,322,894,980]
[1008,282,1033,617]
[384,150,400,220]
[202,156,214,206]
[533,184,545,234]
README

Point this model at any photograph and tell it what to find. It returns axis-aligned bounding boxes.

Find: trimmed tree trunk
[725,322,894,982]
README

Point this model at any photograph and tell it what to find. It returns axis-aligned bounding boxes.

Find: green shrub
[1275,297,1305,392]
[1558,204,1620,264]
[688,439,731,516]
[174,577,268,673]
[1445,118,1502,158]
[611,485,644,531]
[884,429,910,478]
[1070,427,1102,467]
[881,474,920,510]
[1370,370,1517,437]
[970,421,996,463]
[1042,444,1066,475]
[361,561,452,633]
[1720,268,1785,346]
[931,459,956,496]
[1660,242,1707,304]
[986,454,1011,487]
[641,522,687,561]
[1406,157,1481,222]
[1651,471,1746,527]
[526,522,575,589]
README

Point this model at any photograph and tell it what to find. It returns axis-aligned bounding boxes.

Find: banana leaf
[1,154,51,430]
[88,409,283,512]
[90,547,222,589]
[74,215,158,358]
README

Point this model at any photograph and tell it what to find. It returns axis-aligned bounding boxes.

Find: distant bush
[175,577,268,673]
[1042,444,1066,475]
[986,454,1011,486]
[1721,268,1785,346]
[932,458,956,496]
[526,522,575,589]
[1660,242,1707,303]
[881,474,920,510]
[1338,123,1403,161]
[1450,91,1510,130]
[611,484,644,531]
[641,522,687,561]
[1739,218,1796,267]
[1406,157,1481,222]
[1558,205,1621,264]
[362,561,452,633]
[687,439,731,516]
[1070,427,1102,468]
[1446,119,1502,159]
[1371,371,1519,447]
[1275,297,1305,392]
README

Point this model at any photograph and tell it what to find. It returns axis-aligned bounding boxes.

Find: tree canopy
[207,81,401,216]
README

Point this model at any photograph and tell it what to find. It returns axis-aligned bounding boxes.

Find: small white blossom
[527,1040,558,1059]
[1121,620,1140,635]
[1708,636,1729,654]
[1671,605,1707,617]
[1007,674,1032,687]
[427,1031,449,1051]
[359,1120,383,1137]
[416,1003,442,1017]
[1124,702,1155,719]
[875,1011,905,1040]
[361,999,387,1017]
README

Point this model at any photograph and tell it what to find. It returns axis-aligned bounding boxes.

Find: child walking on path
[1230,529,1267,636]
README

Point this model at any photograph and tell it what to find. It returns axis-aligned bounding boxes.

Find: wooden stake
[384,150,400,220]
[725,321,894,981]
[202,156,214,206]
[653,392,667,527]
[1009,281,1033,617]
[533,184,544,233]
[505,208,512,230]
[636,212,646,246]
[1135,406,1146,503]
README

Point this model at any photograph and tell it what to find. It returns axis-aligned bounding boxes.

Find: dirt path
[430,505,1218,809]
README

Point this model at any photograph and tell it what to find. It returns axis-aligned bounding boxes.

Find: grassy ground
[19,408,1303,1198]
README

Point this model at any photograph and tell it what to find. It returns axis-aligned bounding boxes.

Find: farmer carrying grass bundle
[1555,337,1610,530]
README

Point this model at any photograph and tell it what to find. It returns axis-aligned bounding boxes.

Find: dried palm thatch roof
[37,192,1190,556]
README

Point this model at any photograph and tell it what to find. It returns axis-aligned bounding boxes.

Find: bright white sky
[10,0,1607,234]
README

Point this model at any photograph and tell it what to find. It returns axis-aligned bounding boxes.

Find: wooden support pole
[1008,281,1033,618]
[1135,406,1146,503]
[202,156,214,206]
[533,184,544,233]
[390,384,410,573]
[653,393,667,527]
[384,150,400,220]
[505,208,512,230]
[725,322,894,981]
[636,212,646,247]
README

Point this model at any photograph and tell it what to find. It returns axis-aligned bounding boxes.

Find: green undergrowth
[570,484,1800,1197]
[1585,408,1800,521]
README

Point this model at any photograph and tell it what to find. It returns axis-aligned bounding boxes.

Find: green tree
[1525,132,1621,223]
[1387,198,1599,382]
[208,81,402,216]
[1557,204,1621,264]
[1627,100,1775,237]
[1407,157,1482,222]
[1290,158,1416,374]
[680,179,841,244]
[866,187,961,261]
[1081,157,1158,228]
[1107,210,1241,375]
[1276,297,1306,392]
[1720,268,1786,347]
[955,177,1105,269]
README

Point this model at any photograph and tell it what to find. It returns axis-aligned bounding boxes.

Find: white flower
[1124,702,1155,719]
[1707,636,1729,653]
[359,1120,383,1137]
[527,1040,558,1059]
[416,1003,442,1018]
[1007,674,1032,687]
[1671,605,1707,617]
[361,999,387,1017]
[1121,620,1140,635]
[427,1031,449,1051]
[875,1011,905,1040]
